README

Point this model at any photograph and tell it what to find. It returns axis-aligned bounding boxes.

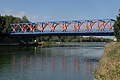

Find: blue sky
[0,0,120,22]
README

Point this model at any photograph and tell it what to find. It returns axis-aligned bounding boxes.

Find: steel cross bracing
[10,19,115,36]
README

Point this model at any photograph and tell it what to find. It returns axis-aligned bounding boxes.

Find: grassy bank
[94,42,120,80]
[37,42,106,48]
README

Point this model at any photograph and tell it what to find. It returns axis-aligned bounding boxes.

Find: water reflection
[11,53,94,78]
[74,56,80,73]
[0,46,104,80]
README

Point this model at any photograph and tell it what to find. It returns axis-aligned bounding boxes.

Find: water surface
[0,45,104,80]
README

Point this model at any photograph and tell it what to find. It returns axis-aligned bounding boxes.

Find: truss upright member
[88,21,96,32]
[107,21,112,30]
[59,22,71,32]
[18,24,27,32]
[96,20,101,31]
[73,22,83,32]
[18,24,24,32]
[100,20,110,31]
[48,22,58,32]
[38,24,43,32]
[73,23,77,31]
[11,24,17,32]
[82,21,89,31]
[32,24,36,32]
[37,23,48,32]
[28,24,35,32]
[101,21,106,31]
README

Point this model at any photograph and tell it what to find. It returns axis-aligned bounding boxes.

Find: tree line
[36,36,112,42]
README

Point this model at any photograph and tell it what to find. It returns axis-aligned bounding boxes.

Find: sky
[0,0,120,22]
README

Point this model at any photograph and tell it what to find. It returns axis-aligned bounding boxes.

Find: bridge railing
[10,19,115,33]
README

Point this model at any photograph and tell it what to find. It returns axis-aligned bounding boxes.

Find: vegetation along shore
[94,42,120,80]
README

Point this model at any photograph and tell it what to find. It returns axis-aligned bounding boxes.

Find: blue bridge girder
[10,32,114,36]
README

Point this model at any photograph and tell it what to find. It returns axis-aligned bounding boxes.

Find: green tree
[113,9,120,41]
[0,15,3,33]
[0,15,6,33]
[21,16,29,23]
[3,15,14,33]
[13,17,22,24]
[0,15,30,33]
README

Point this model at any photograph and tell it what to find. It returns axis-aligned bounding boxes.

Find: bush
[113,10,120,41]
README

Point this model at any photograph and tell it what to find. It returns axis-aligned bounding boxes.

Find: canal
[0,43,104,80]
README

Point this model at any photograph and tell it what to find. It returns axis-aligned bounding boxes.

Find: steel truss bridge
[10,19,115,36]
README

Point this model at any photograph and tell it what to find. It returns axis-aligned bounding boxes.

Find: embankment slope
[94,42,120,80]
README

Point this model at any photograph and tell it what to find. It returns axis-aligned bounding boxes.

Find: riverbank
[94,42,120,80]
[37,42,107,48]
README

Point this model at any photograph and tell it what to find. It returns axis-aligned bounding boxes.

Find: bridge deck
[10,31,114,36]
